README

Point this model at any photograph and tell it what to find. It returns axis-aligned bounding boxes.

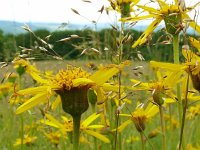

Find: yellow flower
[114,103,158,132]
[41,113,110,143]
[12,57,46,84]
[189,37,200,51]
[44,131,61,146]
[108,0,140,17]
[131,69,183,105]
[187,104,200,119]
[122,0,200,48]
[13,135,37,147]
[14,64,122,115]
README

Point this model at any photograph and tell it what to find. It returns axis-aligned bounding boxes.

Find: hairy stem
[140,132,145,150]
[178,74,189,150]
[159,106,166,150]
[72,115,81,150]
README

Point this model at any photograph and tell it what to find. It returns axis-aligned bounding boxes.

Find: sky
[0,0,200,24]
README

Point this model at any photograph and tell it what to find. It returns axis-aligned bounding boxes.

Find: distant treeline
[0,28,196,62]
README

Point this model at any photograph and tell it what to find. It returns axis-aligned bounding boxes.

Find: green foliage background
[0,28,195,62]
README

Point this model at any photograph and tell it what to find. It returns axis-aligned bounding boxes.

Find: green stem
[72,115,81,150]
[173,34,182,129]
[173,34,179,64]
[20,115,24,150]
[91,105,98,150]
[178,73,189,150]
[159,106,166,150]
[140,132,145,150]
[19,75,24,150]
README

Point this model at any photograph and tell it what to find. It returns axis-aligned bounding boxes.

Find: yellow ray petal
[29,72,49,84]
[51,95,61,110]
[16,93,48,114]
[45,114,64,129]
[17,86,50,95]
[102,83,123,92]
[90,67,119,85]
[132,17,162,48]
[137,5,160,14]
[113,119,132,133]
[84,130,110,143]
[145,104,159,118]
[150,61,184,71]
[121,14,156,22]
[182,13,200,34]
[72,78,94,87]
[40,119,59,128]
[87,125,104,129]
[81,113,100,127]
[189,37,200,51]
[156,0,169,9]
[130,79,149,90]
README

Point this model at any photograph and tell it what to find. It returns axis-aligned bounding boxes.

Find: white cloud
[0,0,199,24]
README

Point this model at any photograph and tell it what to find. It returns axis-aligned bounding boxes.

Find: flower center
[52,66,90,90]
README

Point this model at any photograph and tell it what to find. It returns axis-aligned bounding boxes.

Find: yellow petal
[121,14,156,22]
[183,13,200,34]
[90,67,119,85]
[130,79,149,90]
[51,95,61,110]
[137,5,160,14]
[145,104,159,118]
[17,86,50,95]
[113,120,132,133]
[189,37,200,51]
[40,119,59,128]
[72,78,94,87]
[102,83,123,92]
[150,61,184,71]
[81,113,100,127]
[29,72,49,84]
[87,125,104,129]
[84,130,110,143]
[45,114,64,129]
[16,93,48,114]
[132,17,162,48]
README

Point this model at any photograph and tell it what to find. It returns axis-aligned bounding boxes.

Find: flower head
[41,113,110,143]
[14,64,121,115]
[122,0,200,48]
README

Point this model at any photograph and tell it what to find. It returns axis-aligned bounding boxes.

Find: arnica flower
[131,70,183,106]
[44,131,61,146]
[113,103,158,133]
[0,82,13,98]
[150,46,200,93]
[12,57,45,83]
[14,64,121,116]
[189,37,200,51]
[41,113,110,143]
[121,0,200,48]
[187,104,200,119]
[108,0,140,18]
[13,135,37,147]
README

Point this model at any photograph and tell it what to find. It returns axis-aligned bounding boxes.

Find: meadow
[1,0,200,150]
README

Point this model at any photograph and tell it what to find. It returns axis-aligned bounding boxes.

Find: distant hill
[0,20,197,35]
[0,20,64,34]
[0,20,148,35]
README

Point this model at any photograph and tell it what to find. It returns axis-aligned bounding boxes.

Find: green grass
[0,60,200,150]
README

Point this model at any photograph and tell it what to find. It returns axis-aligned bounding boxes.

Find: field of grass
[0,60,200,150]
[1,0,200,149]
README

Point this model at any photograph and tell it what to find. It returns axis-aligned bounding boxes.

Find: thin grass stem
[159,106,166,150]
